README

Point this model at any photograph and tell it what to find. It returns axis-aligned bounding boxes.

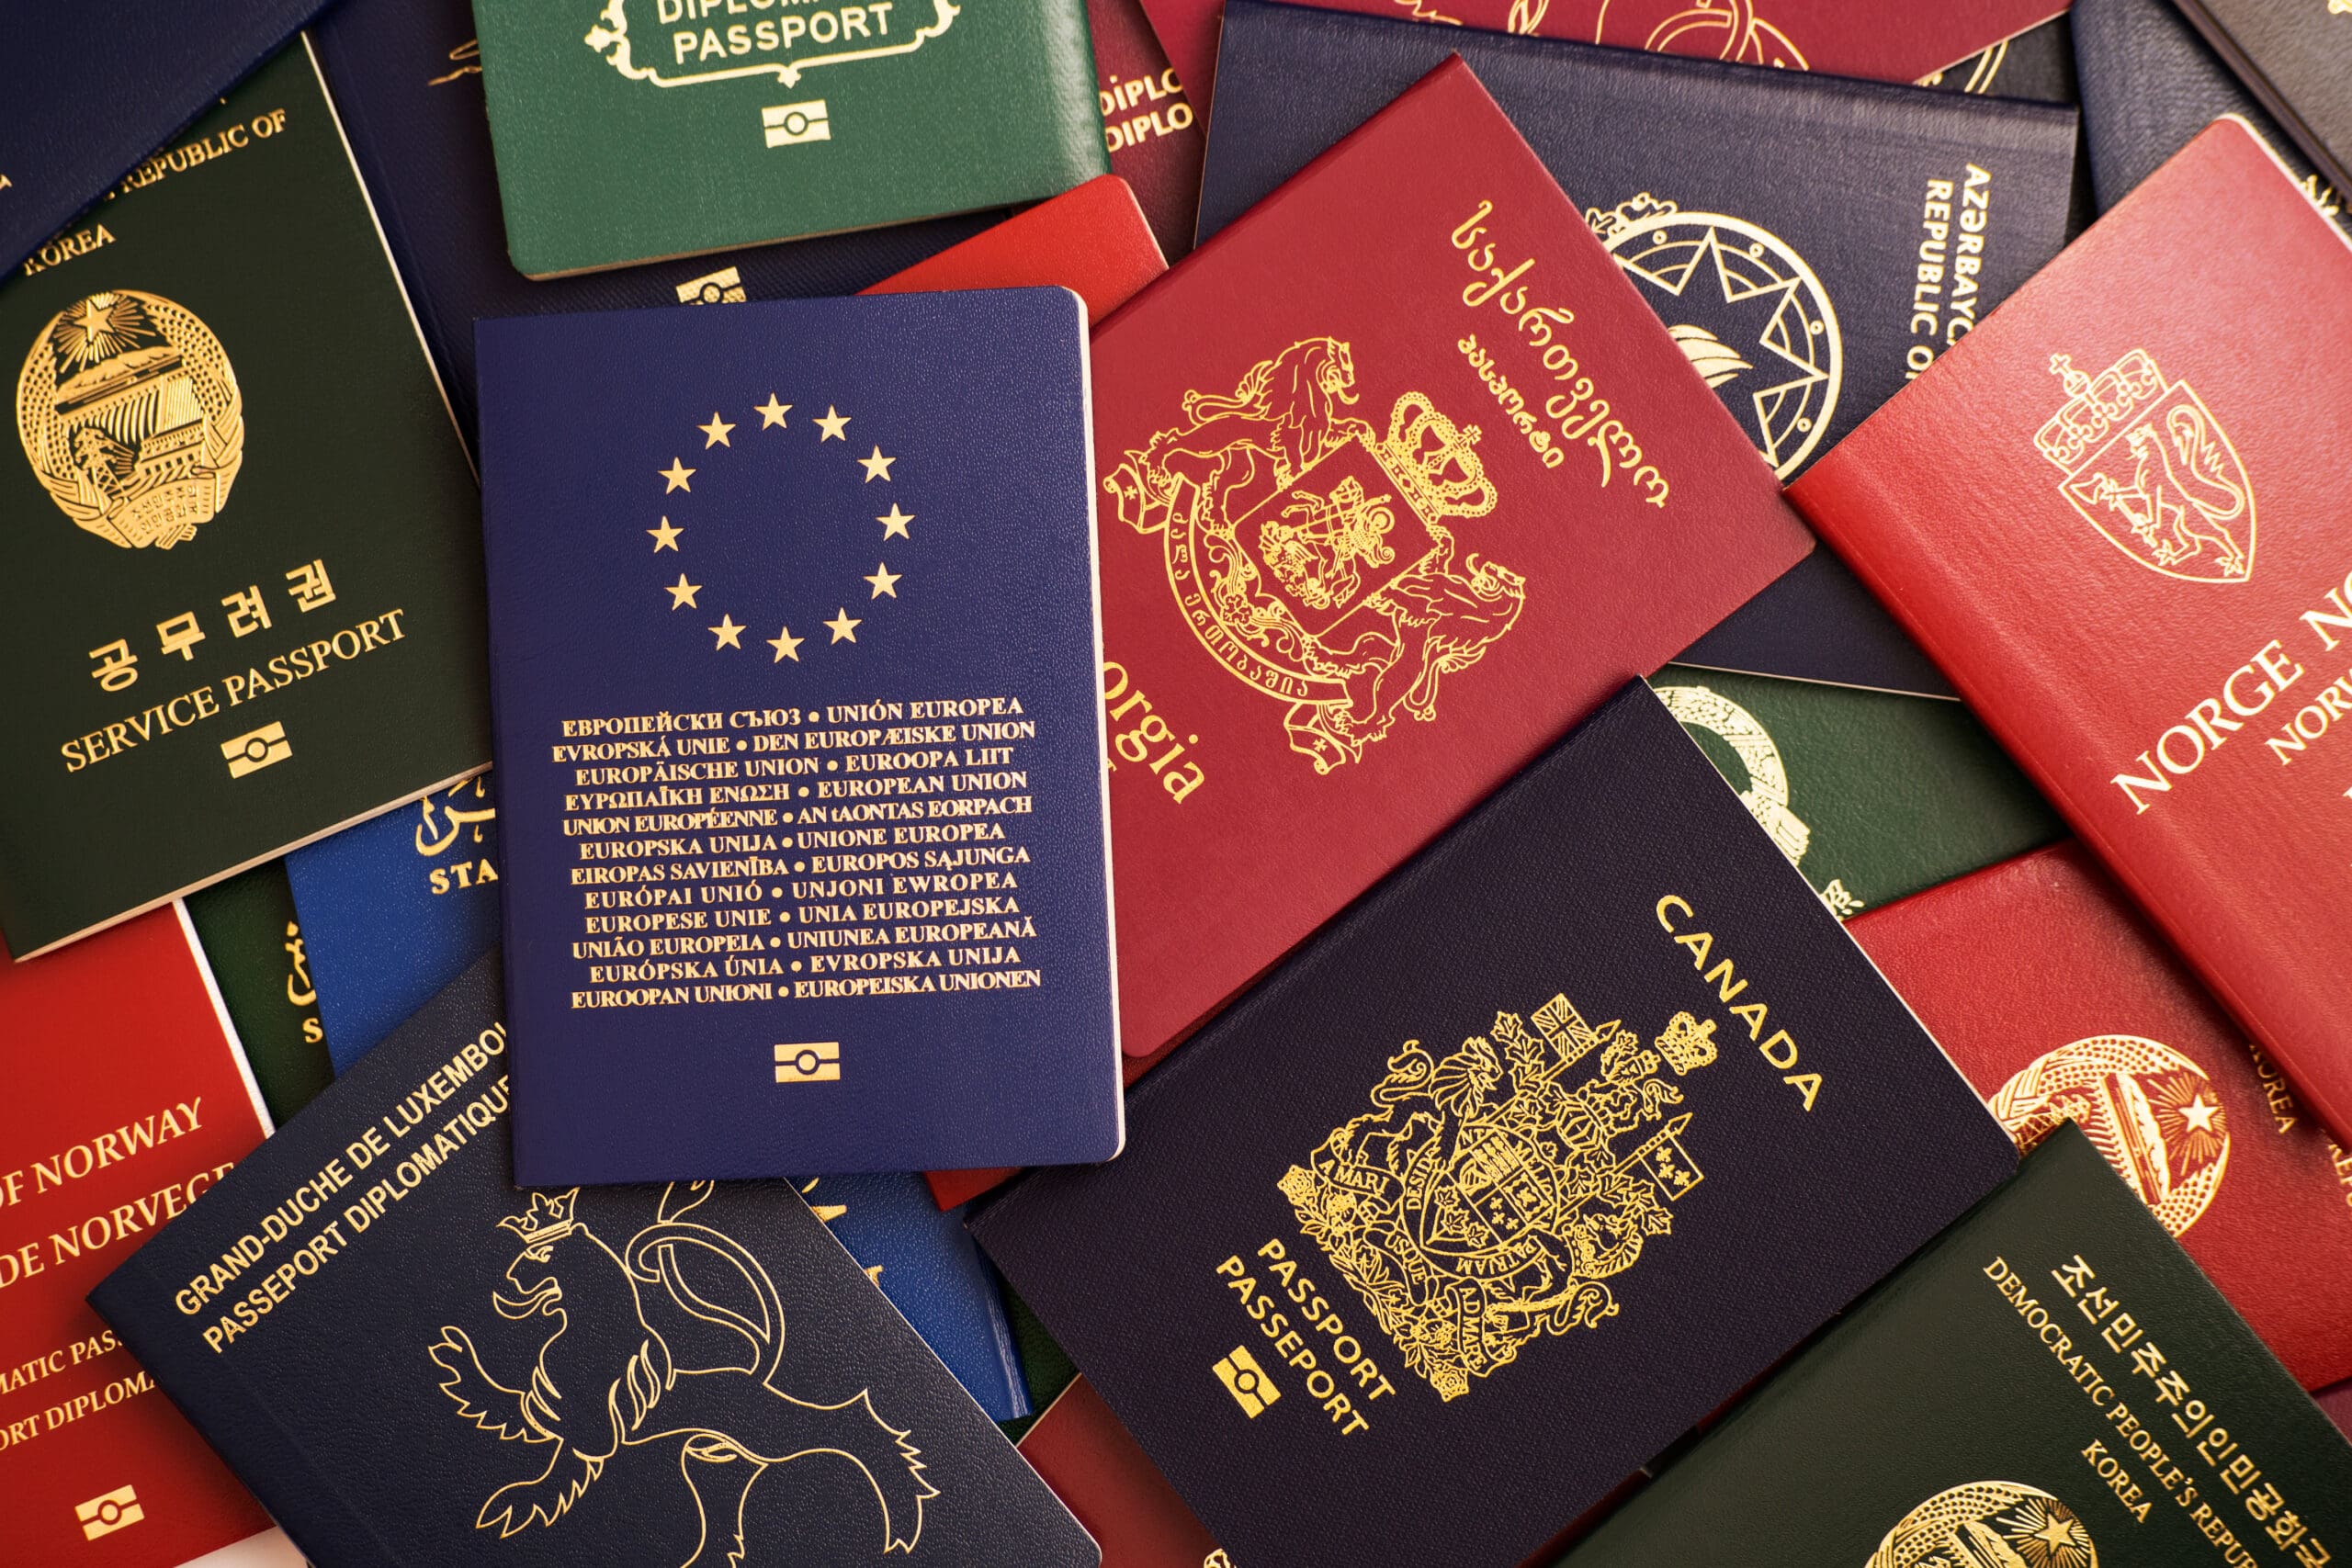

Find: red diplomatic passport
[1848,842,2352,1390]
[1090,0,1210,257]
[0,908,286,1567]
[1791,118,2352,1146]
[865,174,1169,321]
[1092,58,1808,1063]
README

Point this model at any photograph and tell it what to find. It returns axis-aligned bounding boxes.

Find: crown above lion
[498,1189,581,1246]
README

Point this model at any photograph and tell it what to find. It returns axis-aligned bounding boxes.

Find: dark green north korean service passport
[1561,1125,2352,1568]
[470,0,1110,275]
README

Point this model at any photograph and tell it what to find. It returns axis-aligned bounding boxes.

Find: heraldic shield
[2035,349,2254,583]
[1278,993,1719,1400]
[1104,336,1528,773]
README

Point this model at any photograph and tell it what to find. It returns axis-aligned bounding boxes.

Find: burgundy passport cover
[1849,842,2352,1390]
[1090,0,1210,257]
[1789,118,2352,1147]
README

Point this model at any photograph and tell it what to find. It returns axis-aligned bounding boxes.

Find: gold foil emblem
[1279,993,1716,1400]
[1987,1034,2229,1236]
[2037,349,2254,582]
[1869,1483,2097,1568]
[1106,337,1524,772]
[17,289,243,549]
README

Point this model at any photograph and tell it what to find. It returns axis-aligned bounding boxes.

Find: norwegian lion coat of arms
[2036,349,2254,583]
[431,1184,934,1564]
[1104,336,1527,773]
[1279,991,1719,1400]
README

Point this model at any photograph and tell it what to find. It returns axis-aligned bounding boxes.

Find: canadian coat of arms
[2035,348,2254,582]
[431,1184,934,1564]
[1105,337,1527,773]
[1279,992,1718,1400]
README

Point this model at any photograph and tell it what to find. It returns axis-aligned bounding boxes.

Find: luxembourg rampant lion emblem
[1279,991,1717,1400]
[431,1185,934,1564]
[2036,349,2254,583]
[1105,337,1527,773]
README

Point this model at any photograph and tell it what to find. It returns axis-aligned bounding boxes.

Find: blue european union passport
[477,289,1121,1184]
[1199,0,2082,696]
[307,0,993,447]
[89,953,1096,1568]
[971,682,2018,1568]
[284,780,1035,1418]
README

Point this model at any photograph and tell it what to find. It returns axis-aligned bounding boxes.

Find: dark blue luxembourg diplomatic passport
[970,681,2018,1568]
[477,289,1121,1184]
[88,954,1097,1568]
[283,779,1035,1419]
[306,0,992,447]
[1199,0,2081,697]
[0,0,333,272]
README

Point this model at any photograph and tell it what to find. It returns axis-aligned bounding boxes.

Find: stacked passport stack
[4,0,2351,1565]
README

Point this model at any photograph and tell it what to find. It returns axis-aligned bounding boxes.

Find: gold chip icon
[75,1484,143,1540]
[762,99,831,148]
[1213,1347,1280,1417]
[220,720,291,778]
[675,265,747,306]
[775,1041,842,1084]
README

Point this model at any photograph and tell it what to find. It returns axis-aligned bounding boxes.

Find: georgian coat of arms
[1104,337,1527,773]
[1279,992,1718,1400]
[2036,348,2255,582]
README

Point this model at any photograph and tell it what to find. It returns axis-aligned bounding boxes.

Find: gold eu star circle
[650,396,910,657]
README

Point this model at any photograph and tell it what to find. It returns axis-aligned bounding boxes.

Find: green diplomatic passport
[1561,1125,2352,1568]
[470,0,1110,276]
[1649,665,2064,919]
[180,863,334,1123]
[0,42,490,958]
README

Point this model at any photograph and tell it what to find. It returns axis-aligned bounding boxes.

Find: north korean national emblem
[2037,348,2254,582]
[1280,992,1717,1400]
[431,1185,934,1563]
[1105,336,1526,773]
[1868,1482,2098,1568]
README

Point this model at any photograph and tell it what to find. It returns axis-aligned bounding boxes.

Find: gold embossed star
[754,393,792,429]
[647,516,682,552]
[666,574,702,609]
[2179,1093,2220,1134]
[699,412,736,448]
[767,624,805,662]
[708,615,744,649]
[660,457,695,492]
[876,503,913,539]
[824,606,861,644]
[814,405,852,441]
[858,446,896,482]
[865,561,900,599]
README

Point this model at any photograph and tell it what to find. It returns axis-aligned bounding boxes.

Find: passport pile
[2,0,2350,1564]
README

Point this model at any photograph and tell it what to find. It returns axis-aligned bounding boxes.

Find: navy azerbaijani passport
[477,290,1120,1183]
[971,682,2018,1568]
[88,953,1100,1568]
[1199,0,2081,697]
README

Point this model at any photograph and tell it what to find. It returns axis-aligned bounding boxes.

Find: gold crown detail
[1657,1012,1719,1075]
[2034,350,2166,470]
[1375,392,1497,521]
[497,1189,580,1245]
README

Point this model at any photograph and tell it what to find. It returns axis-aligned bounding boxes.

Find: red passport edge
[863,174,1169,323]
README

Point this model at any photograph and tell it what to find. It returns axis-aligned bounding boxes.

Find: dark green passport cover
[1562,1125,2352,1567]
[0,42,490,958]
[470,0,1109,276]
[181,862,335,1123]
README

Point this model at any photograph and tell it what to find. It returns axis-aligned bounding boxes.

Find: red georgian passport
[1789,118,2352,1146]
[1091,58,1808,1062]
[1849,843,2352,1390]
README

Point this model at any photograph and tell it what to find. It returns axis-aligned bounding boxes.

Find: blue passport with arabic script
[970,681,2018,1568]
[477,288,1121,1185]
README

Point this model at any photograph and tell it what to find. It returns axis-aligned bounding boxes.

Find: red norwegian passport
[1091,58,1807,1064]
[0,908,290,1568]
[864,173,1168,321]
[1020,1378,1230,1568]
[1848,842,2352,1390]
[1789,118,2352,1146]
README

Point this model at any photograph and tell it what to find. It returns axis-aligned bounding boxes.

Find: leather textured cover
[2168,0,2352,202]
[1019,1378,1226,1568]
[1564,1126,2352,1567]
[307,0,996,449]
[0,45,490,960]
[1649,665,2064,918]
[478,290,1121,1181]
[0,908,279,1566]
[1092,60,1811,1064]
[1089,0,1210,259]
[1918,16,2078,104]
[972,682,2017,1568]
[468,0,1108,276]
[2325,1379,2352,1440]
[2072,0,2346,219]
[861,175,1169,318]
[1788,119,2352,1148]
[182,863,334,1125]
[89,953,1100,1568]
[1200,1,2079,697]
[1849,842,2352,1391]
[0,0,332,273]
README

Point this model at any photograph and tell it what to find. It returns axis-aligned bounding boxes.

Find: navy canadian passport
[478,290,1121,1183]
[88,953,1099,1568]
[971,682,2018,1568]
[308,0,991,447]
[1199,0,2081,697]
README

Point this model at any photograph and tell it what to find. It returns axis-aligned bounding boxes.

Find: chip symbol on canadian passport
[477,288,1121,1182]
